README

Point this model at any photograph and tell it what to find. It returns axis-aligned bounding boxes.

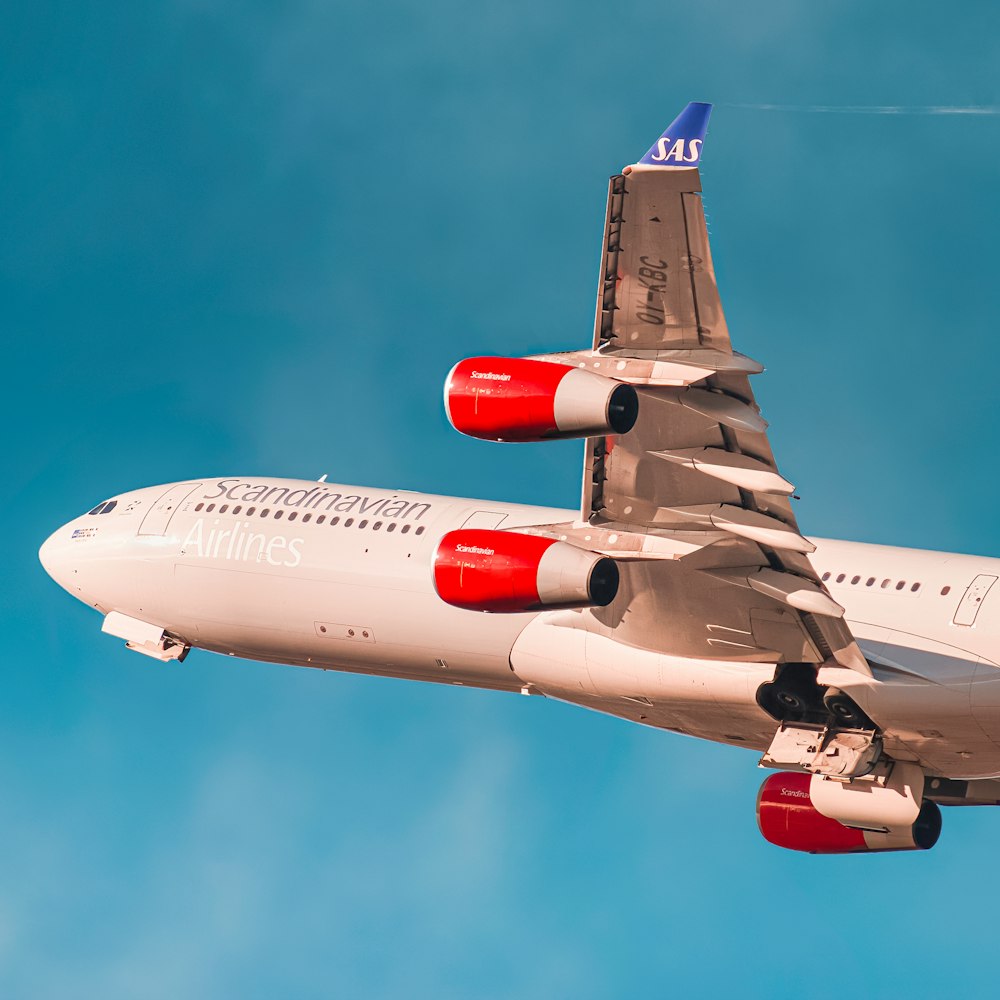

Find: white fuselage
[39,477,1000,780]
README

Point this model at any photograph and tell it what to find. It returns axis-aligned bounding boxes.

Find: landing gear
[102,611,190,663]
[823,687,873,729]
[756,665,874,730]
[756,664,883,778]
[755,664,825,723]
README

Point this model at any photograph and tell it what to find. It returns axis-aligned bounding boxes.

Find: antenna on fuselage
[318,474,328,482]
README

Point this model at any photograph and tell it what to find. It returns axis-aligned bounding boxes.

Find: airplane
[39,102,1000,855]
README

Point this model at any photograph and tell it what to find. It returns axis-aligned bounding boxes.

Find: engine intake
[444,356,638,442]
[433,529,619,612]
[756,771,941,854]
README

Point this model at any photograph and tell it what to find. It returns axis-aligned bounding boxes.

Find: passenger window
[206,504,215,513]
[911,583,921,592]
[941,586,951,596]
[316,515,325,524]
[261,509,270,518]
[821,572,831,581]
[195,503,204,512]
[330,517,340,526]
[274,510,284,520]
[288,512,298,521]
[247,507,256,516]
[851,576,860,585]
[881,579,890,589]
[219,505,228,514]
[359,520,368,529]
[866,578,875,587]
[374,521,383,530]
[302,514,311,523]
[387,523,396,532]
[233,506,242,515]
[401,525,410,534]
[416,527,425,535]
[344,518,354,527]
[896,581,905,591]
[836,574,846,583]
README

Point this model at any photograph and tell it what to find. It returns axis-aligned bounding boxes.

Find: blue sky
[6,1,1000,996]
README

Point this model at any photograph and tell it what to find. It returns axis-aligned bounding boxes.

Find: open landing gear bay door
[553,104,869,678]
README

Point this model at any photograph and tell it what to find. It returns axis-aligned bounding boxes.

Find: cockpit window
[102,500,117,514]
[87,503,106,515]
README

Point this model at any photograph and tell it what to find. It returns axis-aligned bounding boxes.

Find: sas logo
[649,137,702,164]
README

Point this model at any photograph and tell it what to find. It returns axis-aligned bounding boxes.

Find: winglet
[638,102,712,168]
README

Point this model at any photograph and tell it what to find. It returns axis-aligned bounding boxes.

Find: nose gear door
[138,483,203,536]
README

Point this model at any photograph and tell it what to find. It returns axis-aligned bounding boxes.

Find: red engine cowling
[433,529,619,612]
[756,771,942,854]
[444,356,638,442]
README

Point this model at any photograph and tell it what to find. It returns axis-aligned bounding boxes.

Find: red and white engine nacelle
[756,771,942,854]
[433,529,619,613]
[444,356,638,442]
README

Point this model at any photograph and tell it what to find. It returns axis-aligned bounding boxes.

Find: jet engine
[433,529,619,612]
[756,771,942,854]
[444,356,638,442]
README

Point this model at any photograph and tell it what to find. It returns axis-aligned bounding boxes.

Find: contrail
[723,102,1000,116]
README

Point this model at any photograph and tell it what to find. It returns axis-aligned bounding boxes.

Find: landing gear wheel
[773,683,810,715]
[756,683,783,721]
[756,674,814,721]
[757,666,828,723]
[823,687,870,729]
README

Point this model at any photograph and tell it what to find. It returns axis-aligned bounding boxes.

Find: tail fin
[638,102,712,167]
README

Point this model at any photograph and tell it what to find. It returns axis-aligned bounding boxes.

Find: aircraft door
[138,483,203,536]
[953,574,998,627]
[461,511,508,529]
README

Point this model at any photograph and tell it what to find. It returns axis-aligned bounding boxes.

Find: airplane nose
[39,526,73,589]
[39,530,57,575]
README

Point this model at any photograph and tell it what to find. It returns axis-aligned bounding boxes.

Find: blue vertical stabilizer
[638,102,712,167]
